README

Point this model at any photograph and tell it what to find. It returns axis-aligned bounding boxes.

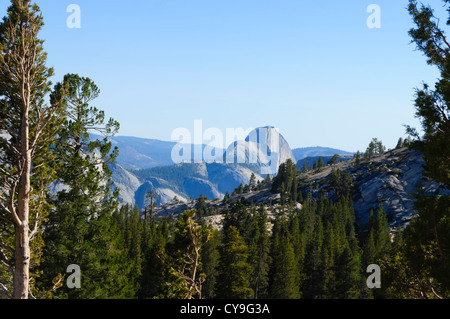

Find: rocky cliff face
[223,126,296,175]
[299,148,449,230]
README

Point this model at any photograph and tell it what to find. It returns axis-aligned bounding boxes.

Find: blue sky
[0,0,444,152]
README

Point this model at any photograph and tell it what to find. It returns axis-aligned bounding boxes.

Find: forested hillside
[0,0,448,300]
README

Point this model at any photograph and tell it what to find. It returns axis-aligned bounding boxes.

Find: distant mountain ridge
[292,146,354,161]
[91,132,353,172]
[297,154,354,170]
[91,134,226,170]
[92,129,354,209]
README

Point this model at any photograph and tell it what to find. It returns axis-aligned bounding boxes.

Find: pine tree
[143,186,161,221]
[313,160,318,170]
[271,159,298,204]
[373,204,391,260]
[80,210,138,298]
[248,204,271,299]
[365,138,385,161]
[301,161,307,173]
[302,216,325,298]
[333,244,364,299]
[200,229,221,299]
[291,175,298,204]
[363,205,391,266]
[157,210,211,299]
[36,74,137,299]
[223,202,253,244]
[139,216,175,298]
[216,226,253,299]
[222,191,230,204]
[292,218,307,288]
[114,204,144,287]
[270,234,301,299]
[385,0,450,298]
[328,168,353,199]
[0,0,66,299]
[249,173,256,191]
[363,226,377,267]
[195,194,207,218]
[317,157,324,169]
[328,154,340,166]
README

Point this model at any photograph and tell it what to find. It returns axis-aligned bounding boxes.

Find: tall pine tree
[216,226,253,299]
[386,0,450,299]
[0,0,66,299]
[37,74,136,298]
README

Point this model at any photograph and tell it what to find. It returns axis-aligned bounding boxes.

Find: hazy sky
[0,0,444,151]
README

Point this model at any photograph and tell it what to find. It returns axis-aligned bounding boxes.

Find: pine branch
[0,282,11,299]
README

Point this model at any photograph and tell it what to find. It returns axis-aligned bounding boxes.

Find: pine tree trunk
[13,176,31,299]
[0,1,60,299]
[13,98,32,299]
[14,222,30,299]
